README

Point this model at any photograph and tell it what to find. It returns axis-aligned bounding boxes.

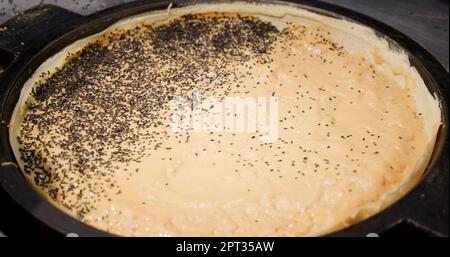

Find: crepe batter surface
[10,3,440,236]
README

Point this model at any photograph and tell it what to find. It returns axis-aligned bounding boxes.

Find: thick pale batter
[9,2,441,236]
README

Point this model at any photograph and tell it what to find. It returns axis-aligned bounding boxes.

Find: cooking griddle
[0,0,448,237]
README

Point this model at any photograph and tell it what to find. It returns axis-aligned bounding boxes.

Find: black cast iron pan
[0,0,448,237]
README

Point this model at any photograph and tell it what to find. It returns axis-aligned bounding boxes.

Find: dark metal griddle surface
[0,0,448,237]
